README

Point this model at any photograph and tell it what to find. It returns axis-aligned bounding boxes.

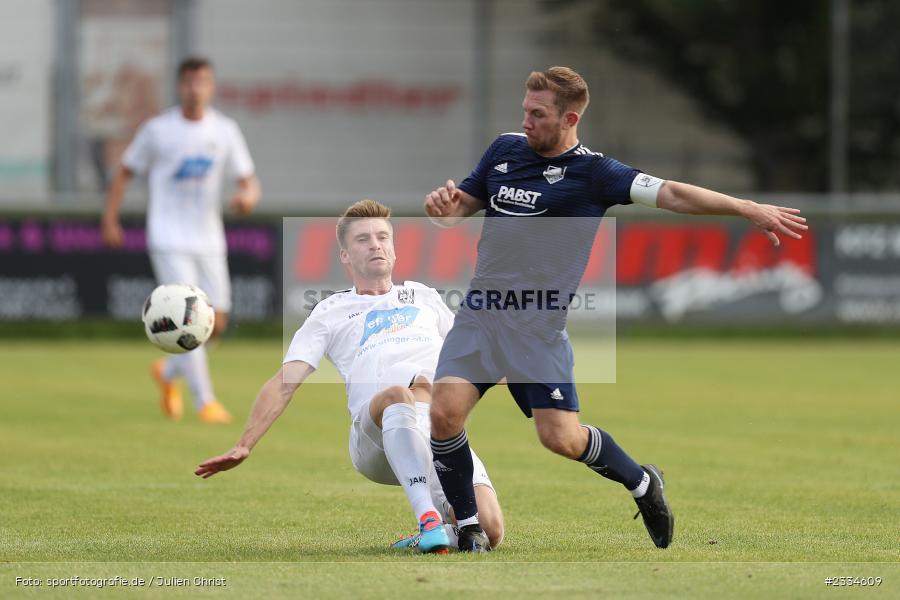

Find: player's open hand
[743,202,808,247]
[195,445,250,478]
[101,215,124,248]
[425,179,461,218]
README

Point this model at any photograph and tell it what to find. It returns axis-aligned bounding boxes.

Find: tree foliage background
[544,0,900,192]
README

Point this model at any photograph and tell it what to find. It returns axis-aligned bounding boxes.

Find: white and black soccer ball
[142,284,215,354]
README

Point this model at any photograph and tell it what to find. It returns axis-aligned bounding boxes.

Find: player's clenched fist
[101,214,124,248]
[425,179,461,217]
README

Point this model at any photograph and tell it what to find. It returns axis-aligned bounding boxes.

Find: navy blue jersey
[457,133,641,339]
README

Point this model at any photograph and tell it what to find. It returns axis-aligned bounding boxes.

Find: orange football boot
[151,358,183,421]
[198,400,233,424]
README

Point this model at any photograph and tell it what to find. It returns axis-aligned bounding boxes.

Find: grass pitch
[1,338,897,598]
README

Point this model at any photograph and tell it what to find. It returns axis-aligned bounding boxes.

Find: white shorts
[149,251,231,312]
[349,400,493,491]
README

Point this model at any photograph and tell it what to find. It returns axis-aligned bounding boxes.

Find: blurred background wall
[2,0,899,328]
[7,0,879,209]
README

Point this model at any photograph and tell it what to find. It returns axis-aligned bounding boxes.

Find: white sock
[631,471,651,498]
[162,355,182,381]
[381,403,438,521]
[181,346,215,410]
[457,515,480,528]
[427,463,453,523]
[415,402,453,523]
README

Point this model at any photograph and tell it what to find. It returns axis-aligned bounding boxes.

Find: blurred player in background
[424,66,808,551]
[195,200,504,553]
[102,57,260,424]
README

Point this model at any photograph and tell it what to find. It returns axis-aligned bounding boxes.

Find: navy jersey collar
[526,138,581,160]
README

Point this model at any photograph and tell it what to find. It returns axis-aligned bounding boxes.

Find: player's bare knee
[428,401,452,432]
[382,385,414,406]
[370,386,415,427]
[429,402,464,438]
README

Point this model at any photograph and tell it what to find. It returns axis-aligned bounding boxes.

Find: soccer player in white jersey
[194,200,504,553]
[102,57,260,424]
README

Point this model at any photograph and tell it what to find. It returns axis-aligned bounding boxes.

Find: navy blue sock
[431,430,479,523]
[578,425,645,490]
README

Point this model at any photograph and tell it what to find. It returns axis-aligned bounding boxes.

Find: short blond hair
[526,66,590,116]
[336,199,392,248]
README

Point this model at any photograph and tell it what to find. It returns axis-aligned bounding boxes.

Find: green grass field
[1,338,898,598]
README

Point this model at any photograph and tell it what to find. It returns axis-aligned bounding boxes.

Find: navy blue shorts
[435,309,579,418]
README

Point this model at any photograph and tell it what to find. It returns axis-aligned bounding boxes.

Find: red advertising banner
[283,217,828,325]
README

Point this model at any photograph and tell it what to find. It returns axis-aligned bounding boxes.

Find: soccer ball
[142,284,215,354]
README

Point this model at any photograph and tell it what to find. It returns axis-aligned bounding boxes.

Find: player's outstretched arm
[656,181,808,247]
[194,361,313,478]
[424,179,483,227]
[101,165,134,248]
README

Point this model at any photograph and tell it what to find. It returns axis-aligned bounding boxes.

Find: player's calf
[536,427,587,459]
[533,408,590,459]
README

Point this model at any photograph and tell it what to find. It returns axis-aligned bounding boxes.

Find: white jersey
[283,282,454,419]
[122,107,255,255]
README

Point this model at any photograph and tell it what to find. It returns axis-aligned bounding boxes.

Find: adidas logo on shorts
[550,388,564,401]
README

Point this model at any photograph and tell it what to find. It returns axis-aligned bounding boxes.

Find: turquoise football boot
[390,531,420,550]
[416,511,450,554]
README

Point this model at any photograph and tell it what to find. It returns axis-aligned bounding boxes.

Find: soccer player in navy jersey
[424,66,808,552]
